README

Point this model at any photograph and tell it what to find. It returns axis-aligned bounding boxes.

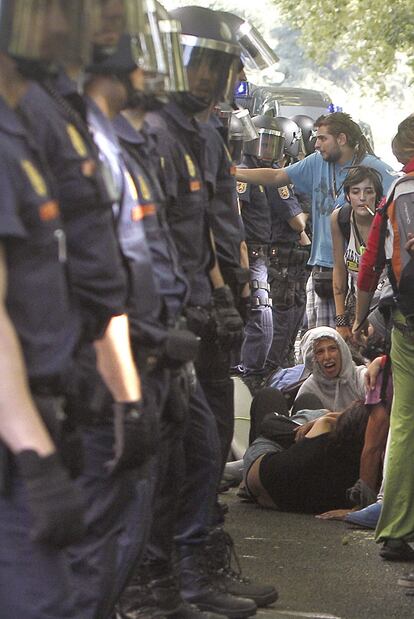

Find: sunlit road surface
[224,489,414,619]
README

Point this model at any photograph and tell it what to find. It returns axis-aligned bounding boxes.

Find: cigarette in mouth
[364,205,375,216]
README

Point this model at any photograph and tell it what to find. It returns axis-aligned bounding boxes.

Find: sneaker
[398,573,414,588]
[222,460,244,486]
[380,539,414,561]
[205,528,278,607]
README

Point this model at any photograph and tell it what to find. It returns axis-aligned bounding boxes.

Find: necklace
[330,157,356,200]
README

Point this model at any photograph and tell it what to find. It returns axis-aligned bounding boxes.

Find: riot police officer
[4,2,161,617]
[236,115,279,389]
[265,116,310,372]
[0,6,88,614]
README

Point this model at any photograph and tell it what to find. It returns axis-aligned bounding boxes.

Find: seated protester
[296,327,367,411]
[244,400,370,513]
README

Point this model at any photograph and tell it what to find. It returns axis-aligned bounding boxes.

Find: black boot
[177,545,257,618]
[118,562,178,618]
[169,601,224,618]
[204,528,278,608]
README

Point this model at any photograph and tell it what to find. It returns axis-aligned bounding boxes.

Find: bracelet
[335,313,350,327]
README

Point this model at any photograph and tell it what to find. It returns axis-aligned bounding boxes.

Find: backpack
[264,364,308,409]
[377,173,414,319]
[337,203,352,244]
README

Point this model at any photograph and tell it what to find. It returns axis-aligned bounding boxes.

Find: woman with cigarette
[331,166,385,341]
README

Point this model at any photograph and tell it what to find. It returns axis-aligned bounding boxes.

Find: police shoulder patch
[21,160,47,197]
[66,124,88,158]
[237,181,247,194]
[137,175,151,201]
[184,154,196,178]
[278,186,290,200]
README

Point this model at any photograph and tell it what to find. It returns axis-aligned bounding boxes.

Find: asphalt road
[223,489,414,619]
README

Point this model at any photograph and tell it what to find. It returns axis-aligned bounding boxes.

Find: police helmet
[290,114,316,155]
[218,12,279,72]
[0,0,95,76]
[274,116,302,158]
[155,1,188,93]
[243,115,285,163]
[170,5,241,112]
[89,0,167,79]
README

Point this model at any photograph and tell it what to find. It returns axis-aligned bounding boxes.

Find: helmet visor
[2,0,95,66]
[92,0,167,76]
[181,34,240,105]
[245,129,285,162]
[236,22,278,72]
[158,18,188,92]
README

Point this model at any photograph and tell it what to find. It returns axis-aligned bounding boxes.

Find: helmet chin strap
[171,91,212,115]
[14,57,59,81]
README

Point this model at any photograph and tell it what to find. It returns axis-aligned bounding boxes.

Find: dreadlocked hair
[315,112,375,164]
[392,114,414,163]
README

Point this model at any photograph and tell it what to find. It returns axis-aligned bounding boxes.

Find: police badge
[278,186,290,200]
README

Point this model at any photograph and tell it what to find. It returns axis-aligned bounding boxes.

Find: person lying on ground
[243,400,370,514]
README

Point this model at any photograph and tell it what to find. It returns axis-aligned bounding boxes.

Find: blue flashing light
[235,81,249,97]
[328,103,343,113]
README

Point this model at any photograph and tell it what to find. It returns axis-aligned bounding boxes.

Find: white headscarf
[296,327,367,412]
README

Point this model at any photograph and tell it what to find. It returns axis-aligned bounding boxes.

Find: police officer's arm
[94,314,142,402]
[287,213,306,233]
[331,209,352,341]
[208,229,225,288]
[0,245,55,456]
[236,166,290,188]
[239,240,250,298]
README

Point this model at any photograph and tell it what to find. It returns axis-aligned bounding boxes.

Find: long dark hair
[315,112,375,164]
[329,400,370,450]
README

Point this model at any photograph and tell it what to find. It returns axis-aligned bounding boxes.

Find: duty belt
[251,296,272,308]
[251,279,270,292]
[248,244,269,259]
[270,243,310,267]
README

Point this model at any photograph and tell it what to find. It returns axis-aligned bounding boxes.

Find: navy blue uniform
[237,156,273,373]
[19,81,128,339]
[202,116,245,293]
[113,119,219,603]
[18,75,156,619]
[147,101,213,308]
[145,101,223,556]
[266,168,310,370]
[0,97,82,619]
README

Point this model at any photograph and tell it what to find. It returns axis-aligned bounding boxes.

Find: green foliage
[273,0,414,95]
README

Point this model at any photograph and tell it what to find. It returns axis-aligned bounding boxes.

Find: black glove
[184,305,215,340]
[237,296,251,324]
[212,285,244,350]
[16,450,85,548]
[107,400,158,474]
